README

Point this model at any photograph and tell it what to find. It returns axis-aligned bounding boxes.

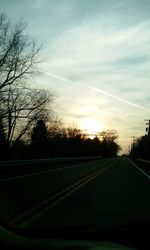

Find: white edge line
[0,164,85,183]
[127,158,150,179]
[0,159,105,183]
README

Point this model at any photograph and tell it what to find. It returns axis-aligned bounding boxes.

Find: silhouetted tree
[0,116,10,159]
[0,13,40,93]
[30,120,50,158]
[100,130,120,156]
[2,85,52,146]
[12,139,29,160]
[0,13,53,152]
[0,116,6,143]
[48,119,63,140]
[130,135,150,160]
[100,129,118,142]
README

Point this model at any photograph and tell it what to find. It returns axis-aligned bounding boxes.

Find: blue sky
[1,0,150,152]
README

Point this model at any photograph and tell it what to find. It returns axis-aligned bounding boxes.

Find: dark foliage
[130,135,150,160]
[13,120,120,159]
[0,116,10,159]
[30,120,50,158]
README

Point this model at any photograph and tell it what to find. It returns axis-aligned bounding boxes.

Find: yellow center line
[24,167,109,226]
[10,159,119,226]
[10,168,102,225]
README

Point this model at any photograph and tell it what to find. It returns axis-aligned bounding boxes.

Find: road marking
[127,158,150,179]
[9,169,102,224]
[9,160,118,226]
[0,159,107,183]
[21,168,108,226]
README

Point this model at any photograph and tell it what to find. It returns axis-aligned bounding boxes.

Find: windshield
[0,0,150,247]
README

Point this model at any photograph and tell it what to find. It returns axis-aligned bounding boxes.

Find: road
[0,156,150,229]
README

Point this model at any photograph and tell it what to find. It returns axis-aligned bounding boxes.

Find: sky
[1,0,150,153]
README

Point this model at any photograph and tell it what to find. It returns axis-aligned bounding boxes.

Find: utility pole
[145,119,150,136]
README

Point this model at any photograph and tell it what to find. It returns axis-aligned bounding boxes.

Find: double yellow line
[10,160,118,227]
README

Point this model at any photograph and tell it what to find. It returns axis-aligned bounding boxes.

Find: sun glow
[80,118,103,139]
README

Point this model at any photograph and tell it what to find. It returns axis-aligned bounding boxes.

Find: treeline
[0,13,121,160]
[130,135,150,160]
[0,120,120,160]
[0,13,53,160]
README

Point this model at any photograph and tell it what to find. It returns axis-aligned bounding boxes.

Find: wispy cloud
[88,87,147,110]
[43,71,147,111]
[44,72,71,85]
[6,0,149,152]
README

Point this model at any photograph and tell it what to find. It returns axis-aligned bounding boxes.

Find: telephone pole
[145,119,150,136]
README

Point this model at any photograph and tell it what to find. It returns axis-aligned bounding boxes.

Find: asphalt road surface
[0,157,149,229]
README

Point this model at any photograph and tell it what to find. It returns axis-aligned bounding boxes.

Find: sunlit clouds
[2,0,150,152]
[80,117,103,136]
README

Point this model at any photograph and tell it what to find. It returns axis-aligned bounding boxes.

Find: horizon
[1,0,150,153]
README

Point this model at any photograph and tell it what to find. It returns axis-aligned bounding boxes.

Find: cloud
[44,72,71,85]
[46,17,150,103]
[49,17,150,62]
[88,86,148,110]
[29,1,150,152]
[32,0,48,9]
[1,0,150,154]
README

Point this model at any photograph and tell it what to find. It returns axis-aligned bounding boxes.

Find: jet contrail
[88,86,146,110]
[44,72,72,85]
[42,71,147,111]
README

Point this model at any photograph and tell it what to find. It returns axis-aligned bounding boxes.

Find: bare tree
[0,13,53,147]
[0,13,41,92]
[47,119,63,139]
[99,129,118,143]
[66,127,86,140]
[2,85,53,145]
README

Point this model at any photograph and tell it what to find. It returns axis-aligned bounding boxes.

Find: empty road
[0,157,149,229]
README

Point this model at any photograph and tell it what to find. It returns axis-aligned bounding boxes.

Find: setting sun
[80,118,103,138]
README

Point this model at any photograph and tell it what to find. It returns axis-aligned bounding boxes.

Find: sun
[80,118,102,138]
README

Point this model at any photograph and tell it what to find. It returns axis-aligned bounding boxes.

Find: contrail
[88,86,146,110]
[42,71,147,111]
[44,72,71,85]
